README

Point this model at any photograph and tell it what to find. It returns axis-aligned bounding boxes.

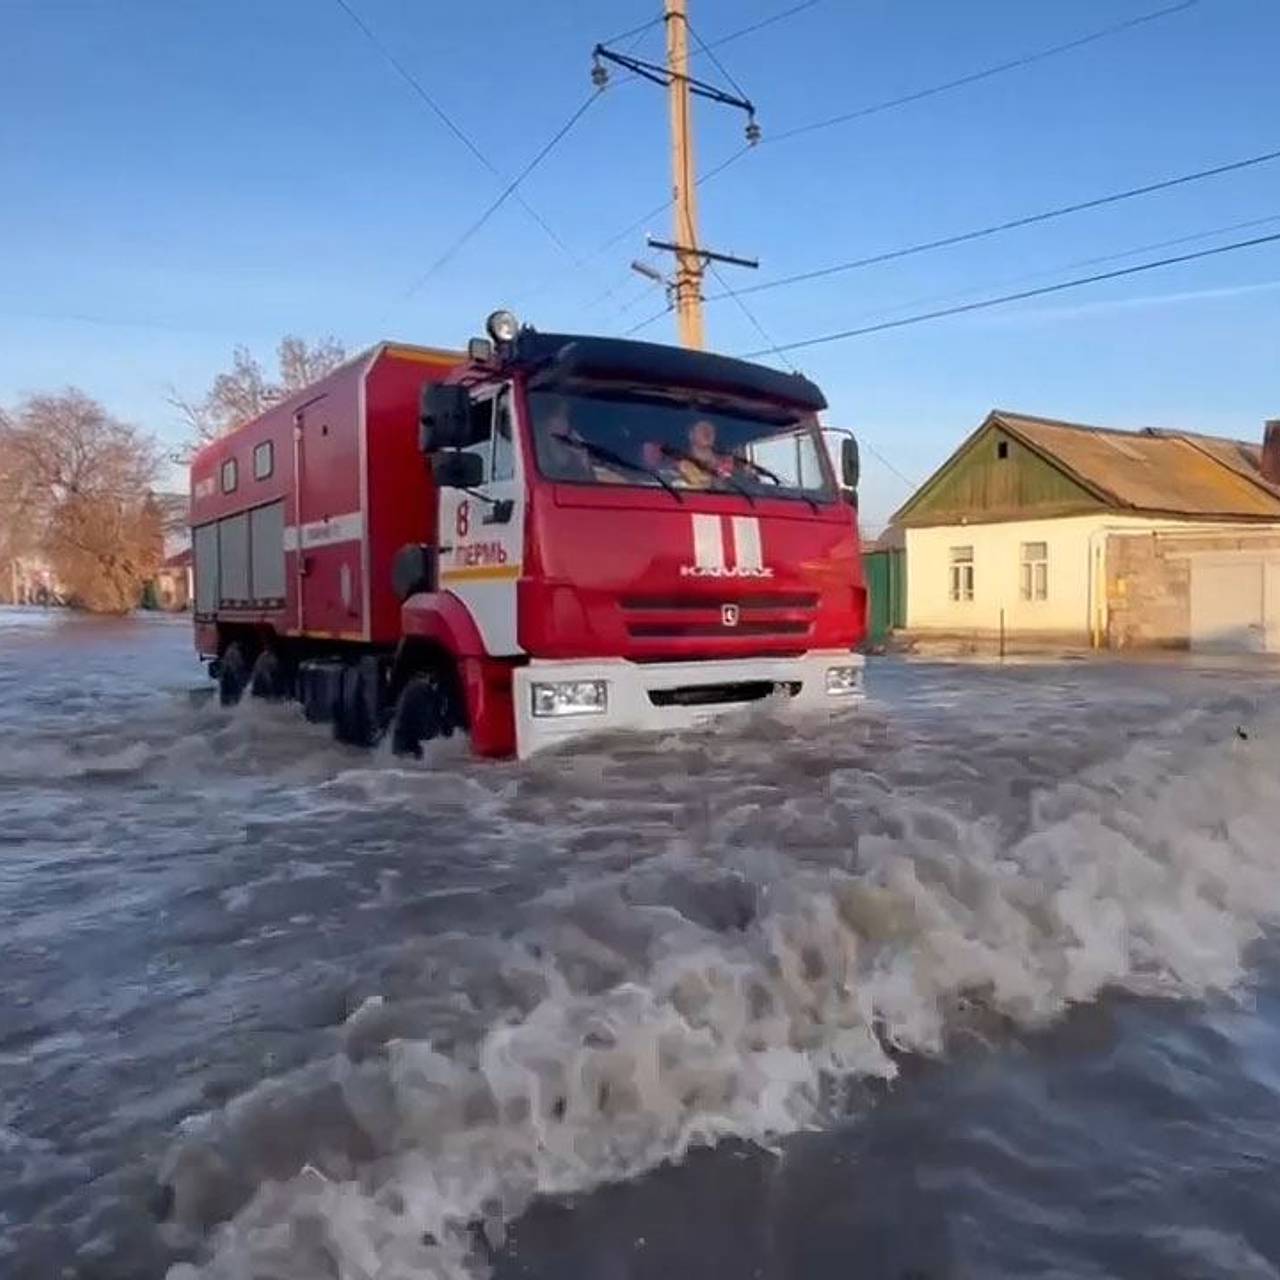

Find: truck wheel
[249,649,287,701]
[218,642,249,707]
[334,656,383,747]
[391,672,455,758]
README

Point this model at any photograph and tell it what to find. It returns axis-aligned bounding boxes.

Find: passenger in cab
[675,418,736,489]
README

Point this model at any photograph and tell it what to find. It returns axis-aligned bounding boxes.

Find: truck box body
[191,327,867,758]
[190,344,462,653]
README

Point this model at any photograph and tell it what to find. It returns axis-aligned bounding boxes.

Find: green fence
[863,548,906,645]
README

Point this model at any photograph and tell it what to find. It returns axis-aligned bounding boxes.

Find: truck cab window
[462,396,494,481]
[527,390,835,500]
[492,390,514,482]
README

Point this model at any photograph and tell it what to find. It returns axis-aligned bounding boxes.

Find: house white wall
[904,514,1222,640]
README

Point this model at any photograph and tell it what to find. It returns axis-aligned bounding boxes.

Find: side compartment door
[435,384,525,654]
[291,394,364,638]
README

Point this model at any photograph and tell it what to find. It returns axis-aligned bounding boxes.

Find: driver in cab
[542,399,626,484]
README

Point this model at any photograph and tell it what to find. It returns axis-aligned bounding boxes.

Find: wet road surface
[3,607,1279,1279]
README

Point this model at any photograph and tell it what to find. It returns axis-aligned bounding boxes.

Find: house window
[1021,541,1048,601]
[253,440,274,480]
[949,545,974,602]
[996,440,1009,459]
[220,458,238,494]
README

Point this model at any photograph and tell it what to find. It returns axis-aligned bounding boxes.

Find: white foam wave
[165,703,1280,1279]
[0,740,153,781]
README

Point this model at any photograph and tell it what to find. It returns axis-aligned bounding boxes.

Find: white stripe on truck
[730,516,763,572]
[691,513,725,572]
[282,511,364,552]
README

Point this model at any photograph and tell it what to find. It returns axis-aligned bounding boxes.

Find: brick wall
[1106,530,1280,648]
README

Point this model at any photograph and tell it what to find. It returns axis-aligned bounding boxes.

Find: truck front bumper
[513,650,865,758]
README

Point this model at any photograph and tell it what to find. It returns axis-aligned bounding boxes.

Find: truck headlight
[825,665,862,696]
[531,679,608,717]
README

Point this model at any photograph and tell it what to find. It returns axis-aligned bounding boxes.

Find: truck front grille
[621,592,818,642]
[621,592,818,611]
[628,621,808,638]
[647,680,801,708]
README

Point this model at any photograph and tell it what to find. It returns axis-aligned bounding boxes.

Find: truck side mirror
[420,384,471,452]
[432,449,484,490]
[840,435,860,490]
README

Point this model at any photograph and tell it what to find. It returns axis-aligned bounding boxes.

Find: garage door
[1189,558,1268,653]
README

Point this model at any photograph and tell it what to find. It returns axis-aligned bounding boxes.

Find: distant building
[891,411,1280,653]
[144,492,192,611]
[2,556,63,606]
[152,547,193,611]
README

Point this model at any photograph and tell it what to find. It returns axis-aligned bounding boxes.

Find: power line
[707,260,794,368]
[701,0,823,52]
[601,14,665,46]
[532,0,819,307]
[687,20,752,107]
[405,90,604,296]
[582,143,753,277]
[624,302,673,336]
[739,230,1280,359]
[638,259,920,491]
[709,145,1280,303]
[510,17,668,310]
[818,211,1280,332]
[579,0,1199,286]
[332,0,574,261]
[768,0,1199,146]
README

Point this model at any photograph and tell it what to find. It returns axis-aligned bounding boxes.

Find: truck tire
[218,642,249,707]
[391,671,457,758]
[334,656,383,747]
[249,649,287,701]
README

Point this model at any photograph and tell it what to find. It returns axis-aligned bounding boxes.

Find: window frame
[1020,541,1049,602]
[949,545,974,603]
[220,457,238,494]
[253,440,274,481]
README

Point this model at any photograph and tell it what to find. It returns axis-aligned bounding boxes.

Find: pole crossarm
[593,45,756,117]
[647,237,759,269]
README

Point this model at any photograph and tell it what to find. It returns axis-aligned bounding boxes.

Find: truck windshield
[528,389,835,501]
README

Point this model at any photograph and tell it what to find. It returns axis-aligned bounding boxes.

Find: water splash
[162,696,1280,1279]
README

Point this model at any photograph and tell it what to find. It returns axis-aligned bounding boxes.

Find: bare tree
[278,335,347,394]
[1,389,163,613]
[169,335,348,452]
[0,415,40,601]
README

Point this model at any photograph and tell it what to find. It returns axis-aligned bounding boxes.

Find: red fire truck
[189,313,867,758]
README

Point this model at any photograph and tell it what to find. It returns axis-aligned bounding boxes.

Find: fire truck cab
[190,313,866,758]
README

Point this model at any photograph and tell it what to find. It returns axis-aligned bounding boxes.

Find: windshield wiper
[731,454,784,486]
[658,444,757,507]
[552,433,684,503]
[730,454,821,513]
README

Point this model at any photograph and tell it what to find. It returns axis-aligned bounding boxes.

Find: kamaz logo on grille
[721,603,740,627]
[681,515,774,579]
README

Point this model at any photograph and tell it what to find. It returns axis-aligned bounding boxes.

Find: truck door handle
[483,499,514,525]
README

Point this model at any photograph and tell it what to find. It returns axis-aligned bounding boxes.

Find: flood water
[3,606,1280,1279]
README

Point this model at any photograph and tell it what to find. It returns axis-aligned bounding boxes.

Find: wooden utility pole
[665,0,704,350]
[593,6,759,350]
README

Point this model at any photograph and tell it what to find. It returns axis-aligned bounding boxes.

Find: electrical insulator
[591,60,609,89]
[745,117,761,146]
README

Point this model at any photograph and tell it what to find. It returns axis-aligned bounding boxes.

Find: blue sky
[2,0,1278,529]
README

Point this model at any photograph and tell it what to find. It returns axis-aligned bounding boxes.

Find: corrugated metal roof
[992,411,1280,519]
